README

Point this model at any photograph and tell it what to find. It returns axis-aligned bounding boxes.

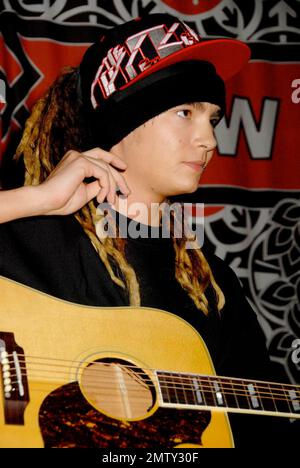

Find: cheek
[126,117,184,173]
[155,129,186,159]
[206,149,215,164]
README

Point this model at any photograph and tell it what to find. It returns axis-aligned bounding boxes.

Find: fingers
[81,156,130,203]
[89,168,130,205]
[107,166,131,199]
[85,180,105,202]
[81,149,130,203]
[82,149,131,204]
[49,148,131,206]
[105,167,118,204]
[82,147,127,170]
[51,147,127,177]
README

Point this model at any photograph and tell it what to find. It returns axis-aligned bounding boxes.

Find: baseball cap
[79,13,251,149]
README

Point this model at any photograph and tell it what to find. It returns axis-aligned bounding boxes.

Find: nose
[192,122,217,153]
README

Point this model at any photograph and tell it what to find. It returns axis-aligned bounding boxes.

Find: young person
[0,13,297,447]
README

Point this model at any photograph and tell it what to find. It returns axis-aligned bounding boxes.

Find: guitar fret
[174,373,186,405]
[288,388,300,413]
[171,373,179,404]
[157,372,172,404]
[221,379,239,410]
[192,377,203,405]
[268,383,291,415]
[247,383,260,409]
[243,381,252,409]
[181,375,198,405]
[212,379,225,407]
[179,374,187,404]
[279,384,300,415]
[255,382,276,412]
[231,379,252,410]
[202,377,217,407]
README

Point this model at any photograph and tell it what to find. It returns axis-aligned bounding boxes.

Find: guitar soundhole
[80,358,156,421]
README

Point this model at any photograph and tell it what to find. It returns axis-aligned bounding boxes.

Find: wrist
[30,183,55,215]
[22,184,50,217]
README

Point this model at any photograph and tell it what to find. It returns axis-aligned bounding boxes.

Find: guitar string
[3,350,299,392]
[6,371,298,407]
[3,352,299,392]
[3,354,299,398]
[5,368,299,405]
[5,377,300,414]
[6,361,298,396]
[3,360,299,401]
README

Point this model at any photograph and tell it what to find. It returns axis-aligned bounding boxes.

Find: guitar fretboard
[156,371,300,417]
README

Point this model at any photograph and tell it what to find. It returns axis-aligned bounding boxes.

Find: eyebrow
[187,102,221,118]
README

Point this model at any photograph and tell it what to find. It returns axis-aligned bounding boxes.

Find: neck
[112,192,166,227]
[155,369,300,419]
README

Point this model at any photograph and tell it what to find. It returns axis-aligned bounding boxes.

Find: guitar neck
[155,370,300,418]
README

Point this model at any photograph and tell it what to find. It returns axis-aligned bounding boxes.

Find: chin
[166,182,199,197]
[179,179,200,195]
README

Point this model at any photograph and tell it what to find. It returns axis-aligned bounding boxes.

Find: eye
[210,118,221,128]
[176,109,192,119]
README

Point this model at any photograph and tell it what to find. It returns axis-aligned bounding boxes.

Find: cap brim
[126,39,250,88]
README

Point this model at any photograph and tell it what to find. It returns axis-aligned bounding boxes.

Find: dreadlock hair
[15,66,225,315]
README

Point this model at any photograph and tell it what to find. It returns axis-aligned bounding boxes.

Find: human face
[111,102,221,204]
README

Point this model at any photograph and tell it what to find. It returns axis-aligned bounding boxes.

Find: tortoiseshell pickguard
[39,382,211,448]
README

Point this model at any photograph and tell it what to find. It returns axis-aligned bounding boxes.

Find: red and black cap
[79,13,251,149]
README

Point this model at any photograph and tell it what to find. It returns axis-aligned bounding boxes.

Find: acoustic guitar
[0,276,299,448]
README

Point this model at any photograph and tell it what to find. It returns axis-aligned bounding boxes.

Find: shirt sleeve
[0,216,127,306]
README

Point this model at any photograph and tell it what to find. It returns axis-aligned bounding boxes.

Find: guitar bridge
[0,332,29,425]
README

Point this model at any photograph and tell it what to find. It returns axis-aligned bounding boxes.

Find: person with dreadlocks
[0,14,296,448]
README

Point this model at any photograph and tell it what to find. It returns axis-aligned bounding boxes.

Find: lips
[183,161,206,172]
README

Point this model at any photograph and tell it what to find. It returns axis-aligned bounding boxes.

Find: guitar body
[0,277,234,448]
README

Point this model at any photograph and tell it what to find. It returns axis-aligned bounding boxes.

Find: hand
[39,147,130,215]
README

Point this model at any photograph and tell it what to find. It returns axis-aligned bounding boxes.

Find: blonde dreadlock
[15,66,224,314]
